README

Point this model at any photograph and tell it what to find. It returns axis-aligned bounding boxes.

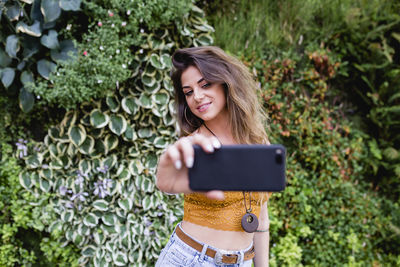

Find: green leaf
[50,40,77,62]
[118,198,133,212]
[138,94,152,109]
[123,125,137,142]
[60,0,81,11]
[106,95,120,113]
[82,245,96,258]
[160,54,172,69]
[93,199,109,211]
[0,48,12,67]
[149,53,164,69]
[152,89,170,105]
[141,74,156,87]
[39,168,53,180]
[41,30,59,49]
[128,160,144,175]
[68,125,87,146]
[104,134,119,152]
[79,135,95,154]
[121,96,139,115]
[102,213,117,226]
[39,178,51,192]
[16,21,42,37]
[72,232,84,246]
[20,71,34,86]
[383,147,399,161]
[61,209,74,222]
[79,159,91,174]
[113,251,128,266]
[138,128,152,138]
[41,0,61,23]
[37,59,57,79]
[90,110,110,128]
[49,220,62,233]
[19,87,35,113]
[109,114,127,136]
[19,171,32,190]
[142,195,152,210]
[193,34,213,46]
[6,4,20,21]
[6,35,19,58]
[83,213,99,228]
[1,67,15,88]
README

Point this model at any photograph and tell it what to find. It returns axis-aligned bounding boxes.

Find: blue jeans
[155,223,253,267]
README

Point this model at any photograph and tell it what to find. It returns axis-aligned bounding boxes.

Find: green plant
[17,3,214,266]
[252,50,395,265]
[0,0,81,112]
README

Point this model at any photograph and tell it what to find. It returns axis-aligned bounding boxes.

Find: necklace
[202,123,260,233]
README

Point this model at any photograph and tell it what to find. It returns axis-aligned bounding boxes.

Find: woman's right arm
[156,134,223,198]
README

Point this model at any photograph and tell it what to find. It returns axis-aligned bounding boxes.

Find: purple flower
[65,201,74,209]
[96,165,109,174]
[93,178,112,198]
[71,192,89,202]
[15,139,28,158]
[59,186,68,196]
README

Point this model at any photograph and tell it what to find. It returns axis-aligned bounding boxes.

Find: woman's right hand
[155,134,224,200]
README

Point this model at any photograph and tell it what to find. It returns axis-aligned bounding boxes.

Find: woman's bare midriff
[181,220,254,251]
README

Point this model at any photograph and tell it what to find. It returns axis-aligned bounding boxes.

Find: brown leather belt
[175,226,255,265]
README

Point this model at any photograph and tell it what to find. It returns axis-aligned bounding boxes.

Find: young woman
[156,46,271,266]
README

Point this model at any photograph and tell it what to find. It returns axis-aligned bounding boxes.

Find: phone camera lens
[275,149,283,164]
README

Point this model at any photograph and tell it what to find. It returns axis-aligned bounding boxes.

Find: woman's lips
[197,102,211,112]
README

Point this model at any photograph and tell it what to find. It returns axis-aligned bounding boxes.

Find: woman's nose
[193,88,204,101]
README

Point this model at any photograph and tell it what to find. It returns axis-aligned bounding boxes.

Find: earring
[184,106,197,128]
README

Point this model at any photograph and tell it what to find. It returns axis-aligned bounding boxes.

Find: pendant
[241,212,259,233]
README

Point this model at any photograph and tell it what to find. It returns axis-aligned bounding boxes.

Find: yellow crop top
[183,191,263,232]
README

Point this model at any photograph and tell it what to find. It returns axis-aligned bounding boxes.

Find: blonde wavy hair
[171,46,269,144]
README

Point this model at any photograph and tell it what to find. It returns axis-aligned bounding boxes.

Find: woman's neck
[201,120,236,145]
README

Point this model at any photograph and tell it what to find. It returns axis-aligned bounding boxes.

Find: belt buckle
[214,250,224,265]
[214,250,243,265]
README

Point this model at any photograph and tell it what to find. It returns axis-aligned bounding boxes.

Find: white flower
[111,23,115,28]
[139,49,143,54]
[127,10,131,15]
[140,28,144,33]
[121,21,127,27]
[99,46,104,50]
[122,64,127,69]
[97,80,103,84]
[116,49,120,54]
[66,24,72,30]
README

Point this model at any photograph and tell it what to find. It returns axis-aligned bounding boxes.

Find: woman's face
[181,65,228,123]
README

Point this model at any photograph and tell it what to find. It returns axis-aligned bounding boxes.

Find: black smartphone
[188,144,286,191]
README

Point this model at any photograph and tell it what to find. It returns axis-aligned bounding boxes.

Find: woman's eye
[202,83,211,88]
[184,90,193,96]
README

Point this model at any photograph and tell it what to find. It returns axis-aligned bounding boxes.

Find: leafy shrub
[31,0,195,109]
[17,3,214,266]
[0,0,81,112]
[252,50,397,265]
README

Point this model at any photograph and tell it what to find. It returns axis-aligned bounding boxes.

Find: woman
[156,46,271,266]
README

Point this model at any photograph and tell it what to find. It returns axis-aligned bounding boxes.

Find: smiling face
[181,65,228,124]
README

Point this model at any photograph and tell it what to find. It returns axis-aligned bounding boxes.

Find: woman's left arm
[253,195,271,267]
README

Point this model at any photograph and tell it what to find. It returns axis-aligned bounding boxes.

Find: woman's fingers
[165,145,183,170]
[190,134,221,153]
[204,190,225,200]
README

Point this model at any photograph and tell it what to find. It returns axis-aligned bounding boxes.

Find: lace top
[183,191,263,231]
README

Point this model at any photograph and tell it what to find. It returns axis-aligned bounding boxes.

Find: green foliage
[251,50,397,265]
[17,2,214,266]
[31,0,193,109]
[0,0,80,112]
[326,7,400,201]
